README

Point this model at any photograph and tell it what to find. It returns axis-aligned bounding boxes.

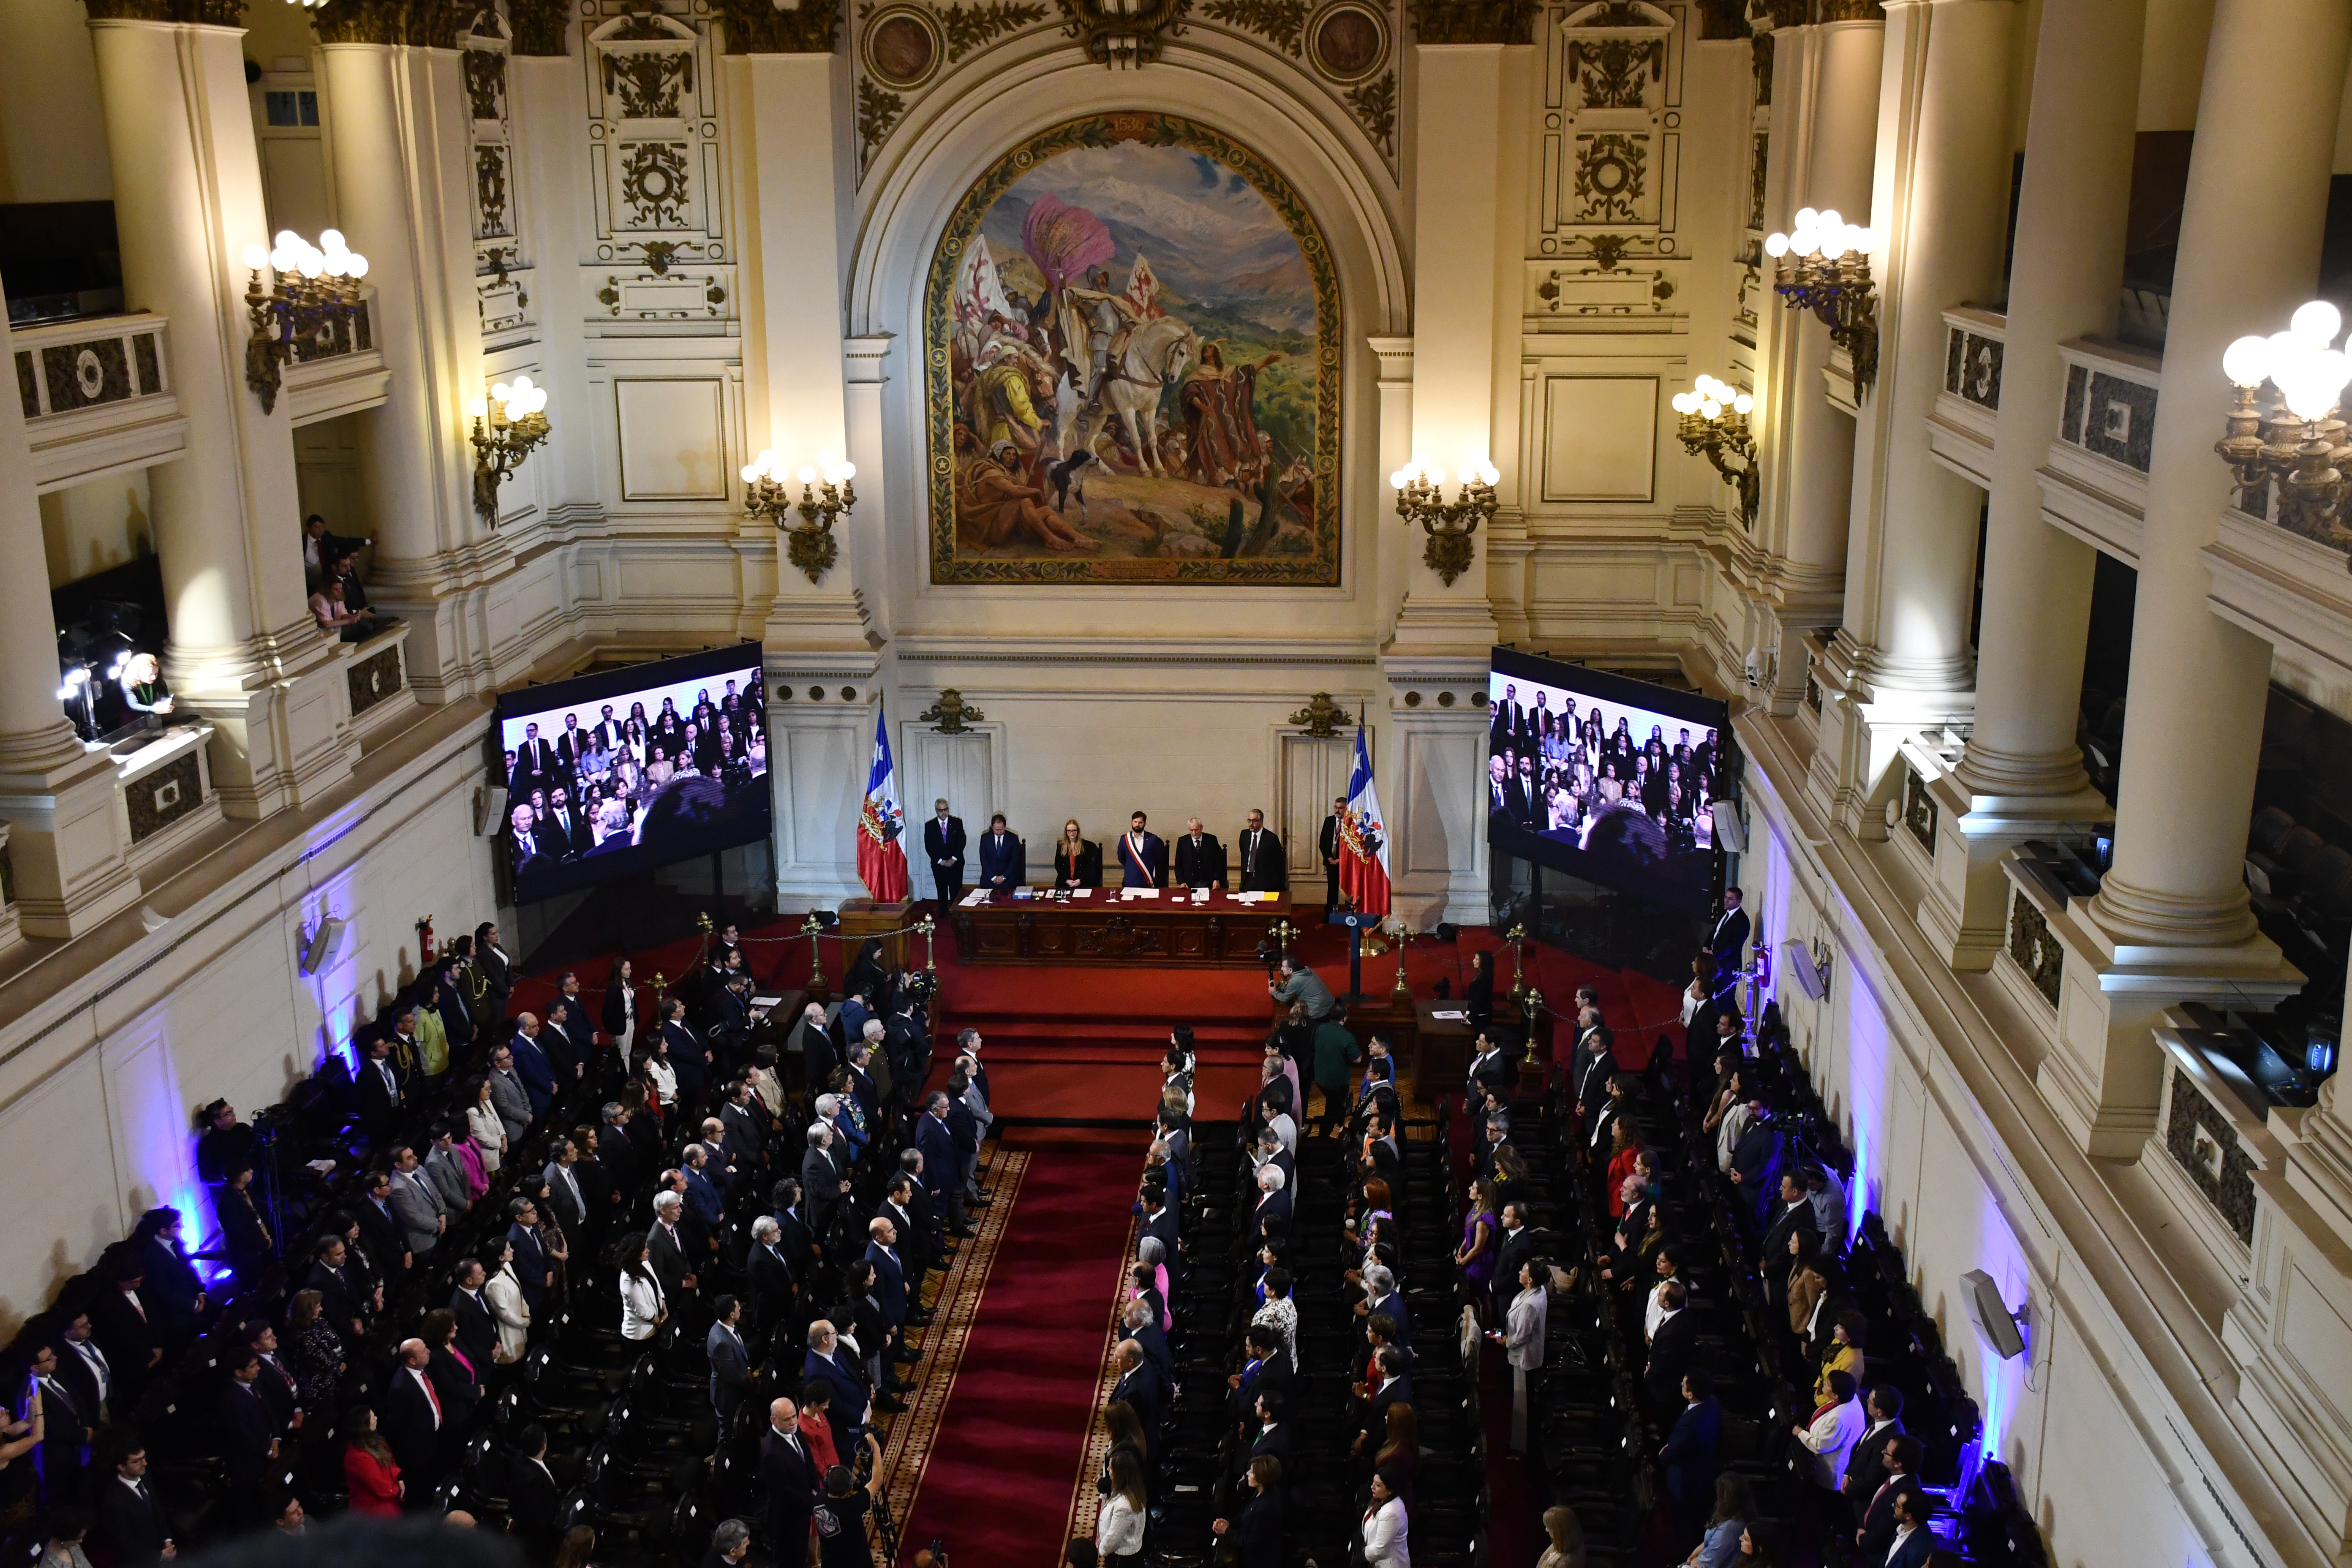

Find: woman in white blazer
[1094,1447,1146,1566]
[484,1236,531,1362]
[466,1077,507,1174]
[1360,1470,1410,1568]
[618,1231,667,1342]
[1495,1257,1549,1454]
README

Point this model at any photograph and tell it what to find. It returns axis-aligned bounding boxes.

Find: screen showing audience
[1484,647,1730,911]
[494,644,771,903]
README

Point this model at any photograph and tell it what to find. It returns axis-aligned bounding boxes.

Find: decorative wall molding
[712,0,845,52]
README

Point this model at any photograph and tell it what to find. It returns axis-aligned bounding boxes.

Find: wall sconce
[1390,460,1498,587]
[239,229,368,415]
[742,450,858,584]
[466,376,552,528]
[1673,374,1759,528]
[1764,208,1879,392]
[2218,300,2352,547]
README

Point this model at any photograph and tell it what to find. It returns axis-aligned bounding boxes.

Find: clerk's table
[948,886,1294,968]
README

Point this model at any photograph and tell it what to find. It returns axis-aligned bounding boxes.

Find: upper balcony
[1924,305,2004,489]
[2037,336,2159,567]
[11,313,188,491]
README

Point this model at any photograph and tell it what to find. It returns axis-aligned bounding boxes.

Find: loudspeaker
[475,785,509,838]
[1712,799,1746,855]
[1781,938,1827,1000]
[300,916,348,977]
[1960,1268,2027,1360]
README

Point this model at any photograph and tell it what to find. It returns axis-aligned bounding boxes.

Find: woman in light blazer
[465,1076,506,1174]
[484,1235,531,1362]
[617,1231,666,1342]
[1360,1470,1410,1568]
[1499,1256,1549,1454]
[1094,1446,1146,1567]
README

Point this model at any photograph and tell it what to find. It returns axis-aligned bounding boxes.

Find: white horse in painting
[1067,316,1196,477]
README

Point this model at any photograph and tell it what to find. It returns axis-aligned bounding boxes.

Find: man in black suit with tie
[554,712,588,782]
[922,800,966,909]
[1235,809,1286,893]
[1319,796,1345,909]
[707,1295,753,1426]
[32,1343,91,1506]
[1710,887,1750,991]
[94,1442,172,1565]
[543,786,592,861]
[508,1426,562,1563]
[1644,1281,1698,1412]
[760,1396,821,1564]
[382,1339,445,1488]
[1354,1346,1413,1455]
[450,1261,498,1368]
[512,722,559,798]
[217,1347,283,1527]
[1659,1367,1722,1551]
[1487,754,1530,833]
[976,813,1024,896]
[1489,683,1522,754]
[1172,818,1226,890]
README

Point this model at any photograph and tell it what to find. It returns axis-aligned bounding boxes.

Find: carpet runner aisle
[891,1143,1144,1568]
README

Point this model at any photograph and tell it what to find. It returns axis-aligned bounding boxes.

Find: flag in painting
[1337,718,1390,917]
[857,707,909,903]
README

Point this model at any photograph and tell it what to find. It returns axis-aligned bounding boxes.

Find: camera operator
[816,1433,886,1568]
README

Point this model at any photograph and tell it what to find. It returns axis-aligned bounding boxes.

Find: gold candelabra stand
[1674,376,1760,527]
[1269,917,1298,960]
[1389,916,1412,1000]
[801,911,828,991]
[742,451,858,584]
[467,377,553,528]
[1506,923,1527,1002]
[917,914,938,976]
[1390,462,1500,587]
[1522,987,1545,1067]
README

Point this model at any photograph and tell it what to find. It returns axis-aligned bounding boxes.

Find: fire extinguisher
[417,914,436,965]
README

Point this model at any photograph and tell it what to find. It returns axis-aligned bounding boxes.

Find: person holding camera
[814,1435,885,1568]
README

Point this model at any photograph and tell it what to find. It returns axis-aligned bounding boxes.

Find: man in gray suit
[542,1139,589,1234]
[423,1125,472,1211]
[388,1146,454,1260]
[487,1045,533,1143]
[707,1294,752,1426]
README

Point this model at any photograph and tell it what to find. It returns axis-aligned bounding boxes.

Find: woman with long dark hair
[284,1290,345,1413]
[617,1231,666,1342]
[342,1405,401,1516]
[603,957,639,1072]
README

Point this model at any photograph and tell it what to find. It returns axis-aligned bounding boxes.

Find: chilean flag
[856,706,909,903]
[1337,717,1391,917]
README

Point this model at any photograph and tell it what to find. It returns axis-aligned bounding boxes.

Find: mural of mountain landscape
[924,115,1342,584]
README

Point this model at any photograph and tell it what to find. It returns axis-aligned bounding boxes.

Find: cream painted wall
[2138,0,2215,132]
[0,0,111,204]
[38,469,153,588]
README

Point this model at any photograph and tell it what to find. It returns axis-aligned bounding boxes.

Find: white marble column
[318,34,487,698]
[0,295,137,938]
[87,16,352,820]
[1920,0,2140,968]
[2034,0,2347,1157]
[1806,0,2015,835]
[1753,9,1882,711]
[1391,42,1518,658]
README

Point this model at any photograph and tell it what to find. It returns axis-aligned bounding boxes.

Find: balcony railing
[2037,338,2159,566]
[1926,306,2005,489]
[11,313,188,490]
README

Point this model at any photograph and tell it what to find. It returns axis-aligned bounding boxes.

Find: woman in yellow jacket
[1813,1309,1867,1405]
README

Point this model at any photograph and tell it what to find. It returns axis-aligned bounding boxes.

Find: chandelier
[2218,301,2352,551]
[1390,460,1499,587]
[239,229,369,415]
[466,376,553,528]
[1673,375,1759,527]
[743,450,859,584]
[1764,208,1879,392]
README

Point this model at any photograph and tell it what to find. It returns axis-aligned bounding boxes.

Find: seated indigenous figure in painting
[953,430,1096,553]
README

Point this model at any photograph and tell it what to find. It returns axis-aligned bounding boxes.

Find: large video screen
[493,644,770,903]
[1486,646,1731,911]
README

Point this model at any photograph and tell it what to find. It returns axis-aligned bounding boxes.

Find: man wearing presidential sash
[1117,811,1166,889]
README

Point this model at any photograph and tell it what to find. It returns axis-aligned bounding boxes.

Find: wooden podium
[838,898,916,975]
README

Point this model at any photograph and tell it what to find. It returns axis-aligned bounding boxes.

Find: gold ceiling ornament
[1764,208,1880,392]
[1391,460,1499,587]
[505,0,571,53]
[742,451,858,583]
[1674,373,1761,528]
[1055,0,1191,67]
[240,231,370,416]
[1287,692,1348,738]
[712,0,844,52]
[466,376,553,527]
[308,0,471,46]
[917,689,986,734]
[82,0,244,19]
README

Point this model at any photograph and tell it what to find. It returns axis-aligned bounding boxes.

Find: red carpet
[893,1144,1139,1568]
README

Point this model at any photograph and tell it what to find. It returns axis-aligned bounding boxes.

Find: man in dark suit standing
[543,785,591,860]
[382,1339,445,1488]
[1319,795,1345,908]
[975,813,1024,896]
[1710,887,1750,991]
[508,1426,562,1562]
[1235,809,1286,893]
[93,1442,172,1565]
[1855,1432,1927,1564]
[922,800,966,909]
[1487,754,1531,835]
[707,1295,752,1426]
[1644,1281,1698,1412]
[216,1347,282,1527]
[356,1035,404,1141]
[760,1396,821,1565]
[32,1343,91,1507]
[1116,811,1165,888]
[1659,1367,1722,1551]
[450,1261,498,1369]
[1172,818,1226,890]
[512,723,559,799]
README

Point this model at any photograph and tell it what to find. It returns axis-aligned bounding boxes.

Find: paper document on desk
[1069,888,1093,899]
[1122,888,1162,900]
[1429,1008,1469,1021]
